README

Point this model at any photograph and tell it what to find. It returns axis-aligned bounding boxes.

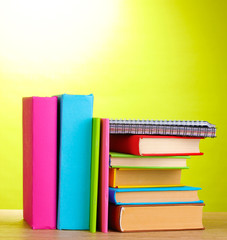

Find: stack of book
[108,120,216,232]
[22,96,216,233]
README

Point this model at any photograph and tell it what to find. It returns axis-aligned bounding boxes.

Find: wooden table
[0,210,226,240]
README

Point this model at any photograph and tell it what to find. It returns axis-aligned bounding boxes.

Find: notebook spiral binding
[109,119,216,138]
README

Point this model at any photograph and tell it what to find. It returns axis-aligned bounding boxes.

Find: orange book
[109,168,183,188]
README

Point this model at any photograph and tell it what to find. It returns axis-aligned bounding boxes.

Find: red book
[110,135,203,156]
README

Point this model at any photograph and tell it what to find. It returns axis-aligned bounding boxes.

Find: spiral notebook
[110,119,216,138]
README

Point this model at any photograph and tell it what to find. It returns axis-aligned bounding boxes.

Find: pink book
[98,119,109,233]
[23,97,57,229]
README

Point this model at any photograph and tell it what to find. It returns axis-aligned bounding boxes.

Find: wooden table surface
[0,210,227,240]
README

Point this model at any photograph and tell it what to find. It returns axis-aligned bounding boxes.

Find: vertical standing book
[23,97,57,229]
[90,118,101,233]
[57,94,93,230]
[98,119,110,233]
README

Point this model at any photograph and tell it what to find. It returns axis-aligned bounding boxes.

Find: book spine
[109,188,117,204]
[109,168,116,188]
[110,135,141,155]
[23,97,33,227]
[90,118,101,233]
[108,204,122,232]
[98,118,109,233]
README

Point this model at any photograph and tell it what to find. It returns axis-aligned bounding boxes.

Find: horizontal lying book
[109,168,183,188]
[109,186,203,205]
[110,135,203,156]
[109,152,189,169]
[110,119,216,138]
[109,203,205,232]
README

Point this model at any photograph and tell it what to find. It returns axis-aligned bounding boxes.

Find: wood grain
[0,210,226,240]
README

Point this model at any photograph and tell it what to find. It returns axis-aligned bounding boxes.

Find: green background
[0,0,226,211]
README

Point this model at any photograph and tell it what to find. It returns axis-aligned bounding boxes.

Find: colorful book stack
[22,99,216,232]
[108,119,216,232]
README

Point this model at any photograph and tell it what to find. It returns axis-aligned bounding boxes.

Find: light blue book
[109,186,203,205]
[57,94,93,230]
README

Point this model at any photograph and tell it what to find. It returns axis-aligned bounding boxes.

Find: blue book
[109,186,203,205]
[57,94,93,230]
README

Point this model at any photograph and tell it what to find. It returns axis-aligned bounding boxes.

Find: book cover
[57,94,93,230]
[23,97,57,229]
[98,119,109,233]
[90,118,101,233]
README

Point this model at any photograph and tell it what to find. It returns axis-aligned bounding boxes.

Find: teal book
[109,186,203,205]
[90,118,101,233]
[57,94,93,230]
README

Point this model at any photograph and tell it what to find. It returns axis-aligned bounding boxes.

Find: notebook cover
[90,118,101,233]
[110,135,204,156]
[57,94,93,230]
[109,186,203,205]
[23,97,57,229]
[109,119,216,138]
[109,203,205,232]
[98,119,109,233]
